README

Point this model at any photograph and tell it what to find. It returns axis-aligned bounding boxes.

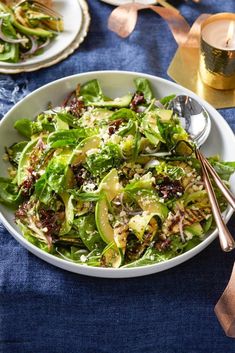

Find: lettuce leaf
[85,142,122,177]
[80,79,104,104]
[208,158,235,181]
[47,128,95,148]
[73,214,105,251]
[0,178,22,208]
[134,77,153,101]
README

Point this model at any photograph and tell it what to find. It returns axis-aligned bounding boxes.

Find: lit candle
[225,21,235,48]
[199,13,235,90]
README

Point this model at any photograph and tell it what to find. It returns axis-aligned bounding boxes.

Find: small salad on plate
[0,1,63,63]
[1,77,235,268]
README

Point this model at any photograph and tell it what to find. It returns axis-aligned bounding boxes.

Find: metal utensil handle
[198,151,235,211]
[16,0,62,18]
[196,149,235,252]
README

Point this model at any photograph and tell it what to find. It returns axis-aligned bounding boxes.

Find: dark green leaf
[56,112,81,128]
[134,78,153,101]
[48,129,90,148]
[80,79,104,104]
[74,214,105,251]
[123,247,173,268]
[109,108,137,122]
[85,143,122,177]
[5,141,28,166]
[208,159,235,181]
[14,119,32,138]
[34,174,52,204]
[118,119,135,137]
[160,94,176,107]
[69,190,100,202]
[0,177,22,208]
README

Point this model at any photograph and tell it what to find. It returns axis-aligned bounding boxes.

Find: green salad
[0,2,63,63]
[1,77,235,268]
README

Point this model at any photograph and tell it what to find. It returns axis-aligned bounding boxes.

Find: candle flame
[226,21,235,48]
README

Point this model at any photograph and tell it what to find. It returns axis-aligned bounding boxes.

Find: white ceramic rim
[0,70,234,278]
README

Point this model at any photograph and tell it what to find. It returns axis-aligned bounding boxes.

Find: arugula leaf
[55,246,102,266]
[160,94,176,107]
[134,77,153,101]
[55,247,89,263]
[69,190,100,202]
[0,178,22,208]
[155,162,185,180]
[202,215,213,234]
[208,158,235,181]
[123,233,201,268]
[109,108,137,122]
[34,174,52,204]
[74,214,105,251]
[80,80,133,107]
[123,247,173,268]
[80,79,104,104]
[47,128,94,148]
[56,111,81,128]
[118,119,135,137]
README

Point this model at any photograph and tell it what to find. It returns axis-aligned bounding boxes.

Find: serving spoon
[169,95,235,252]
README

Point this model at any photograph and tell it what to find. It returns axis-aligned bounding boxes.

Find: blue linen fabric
[1,1,235,352]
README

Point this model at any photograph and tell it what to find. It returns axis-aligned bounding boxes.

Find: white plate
[0,0,82,68]
[0,71,235,278]
[0,0,90,74]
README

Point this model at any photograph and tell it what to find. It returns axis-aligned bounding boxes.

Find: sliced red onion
[136,105,146,113]
[0,19,28,44]
[154,100,164,109]
[145,159,160,169]
[37,37,50,50]
[120,194,142,215]
[184,180,204,192]
[20,35,38,59]
[127,210,143,216]
[140,151,172,157]
[179,216,185,243]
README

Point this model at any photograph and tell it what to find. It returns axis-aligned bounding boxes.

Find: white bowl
[0,71,235,278]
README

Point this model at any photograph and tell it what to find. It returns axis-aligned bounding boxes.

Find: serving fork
[15,0,62,19]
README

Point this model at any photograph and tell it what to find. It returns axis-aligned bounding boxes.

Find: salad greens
[0,2,63,63]
[1,77,235,268]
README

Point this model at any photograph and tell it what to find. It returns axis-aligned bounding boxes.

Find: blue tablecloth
[1,1,235,352]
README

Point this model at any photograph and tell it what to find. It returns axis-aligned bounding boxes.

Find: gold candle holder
[199,13,235,90]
